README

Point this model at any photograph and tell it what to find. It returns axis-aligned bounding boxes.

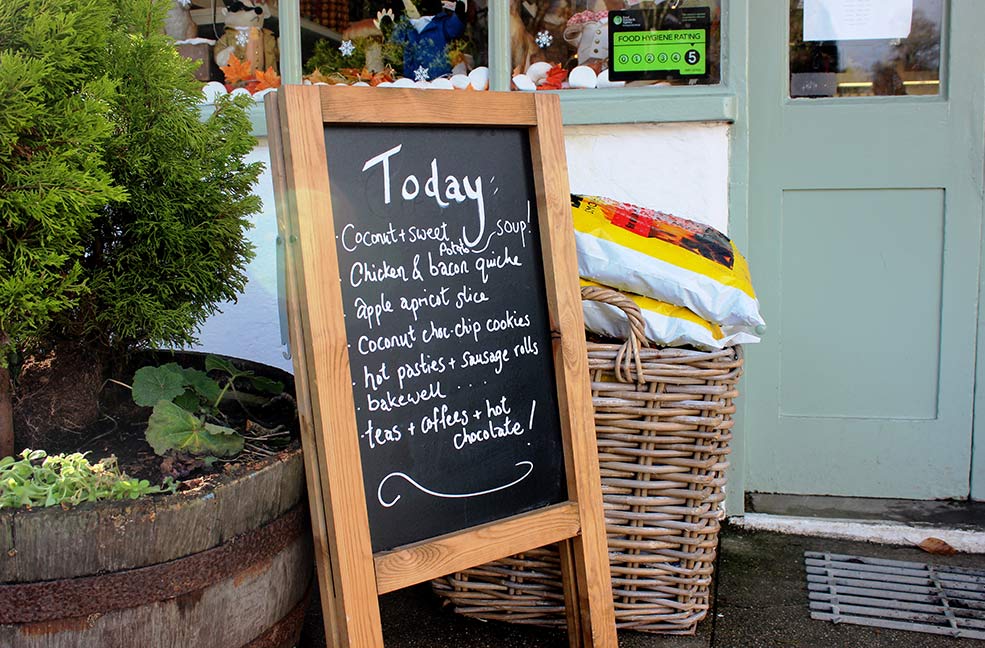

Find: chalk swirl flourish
[377,461,534,508]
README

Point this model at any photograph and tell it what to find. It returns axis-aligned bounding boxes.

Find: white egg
[252,88,277,100]
[352,81,370,87]
[302,79,313,85]
[430,78,455,90]
[512,74,537,92]
[525,61,553,86]
[450,74,471,89]
[393,78,417,88]
[376,81,394,88]
[468,66,489,91]
[201,81,227,103]
[596,69,625,89]
[567,65,598,89]
[230,87,252,98]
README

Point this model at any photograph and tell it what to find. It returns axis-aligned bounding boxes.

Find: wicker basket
[432,285,743,634]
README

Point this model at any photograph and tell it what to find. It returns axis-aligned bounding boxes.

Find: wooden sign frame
[266,85,616,648]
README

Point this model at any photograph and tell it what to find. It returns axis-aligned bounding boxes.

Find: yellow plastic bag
[572,194,765,333]
[581,281,759,350]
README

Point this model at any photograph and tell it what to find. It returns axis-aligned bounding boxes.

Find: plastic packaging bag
[581,280,759,350]
[572,194,765,332]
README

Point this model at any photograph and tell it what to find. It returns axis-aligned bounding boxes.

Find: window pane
[511,0,721,91]
[172,1,282,88]
[789,0,944,98]
[300,1,489,87]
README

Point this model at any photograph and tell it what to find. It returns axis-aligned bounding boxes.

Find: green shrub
[0,0,263,452]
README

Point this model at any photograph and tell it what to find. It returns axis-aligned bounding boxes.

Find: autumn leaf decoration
[253,66,281,91]
[305,68,333,85]
[538,64,568,91]
[220,54,254,86]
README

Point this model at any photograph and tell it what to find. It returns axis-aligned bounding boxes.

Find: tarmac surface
[299,524,985,647]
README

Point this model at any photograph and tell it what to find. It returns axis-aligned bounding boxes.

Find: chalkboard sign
[325,125,567,551]
[267,86,616,648]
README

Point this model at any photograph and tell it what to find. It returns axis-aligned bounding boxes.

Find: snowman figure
[214,0,279,72]
[564,10,609,69]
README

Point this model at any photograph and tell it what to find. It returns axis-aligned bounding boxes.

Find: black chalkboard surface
[324,125,567,552]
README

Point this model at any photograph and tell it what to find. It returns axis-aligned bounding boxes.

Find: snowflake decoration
[536,30,553,49]
[414,65,430,82]
[339,39,355,57]
[235,29,250,47]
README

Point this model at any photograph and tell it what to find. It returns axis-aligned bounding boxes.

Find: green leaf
[181,368,222,402]
[248,375,284,394]
[145,401,244,457]
[173,389,200,413]
[132,364,187,407]
[205,355,247,379]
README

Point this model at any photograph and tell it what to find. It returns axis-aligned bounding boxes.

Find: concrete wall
[191,123,731,370]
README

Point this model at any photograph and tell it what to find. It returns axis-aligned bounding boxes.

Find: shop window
[294,0,721,90]
[300,1,488,87]
[175,1,726,97]
[511,0,721,91]
[789,0,944,98]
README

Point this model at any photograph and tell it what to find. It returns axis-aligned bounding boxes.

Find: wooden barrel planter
[0,357,311,647]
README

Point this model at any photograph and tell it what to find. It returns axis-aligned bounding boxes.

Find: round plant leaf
[173,389,201,413]
[146,400,244,457]
[248,375,284,394]
[181,368,222,403]
[132,364,187,407]
[205,354,245,378]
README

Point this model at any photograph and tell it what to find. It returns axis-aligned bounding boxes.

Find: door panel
[745,1,985,499]
[779,188,944,421]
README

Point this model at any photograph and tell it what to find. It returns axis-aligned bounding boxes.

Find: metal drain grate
[805,551,985,640]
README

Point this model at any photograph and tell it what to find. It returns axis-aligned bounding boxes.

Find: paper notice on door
[804,0,913,41]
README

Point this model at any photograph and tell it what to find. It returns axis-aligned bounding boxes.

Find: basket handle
[580,285,648,384]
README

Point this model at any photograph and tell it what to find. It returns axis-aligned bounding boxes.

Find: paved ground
[300,524,985,647]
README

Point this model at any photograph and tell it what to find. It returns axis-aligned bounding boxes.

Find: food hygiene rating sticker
[608,7,710,81]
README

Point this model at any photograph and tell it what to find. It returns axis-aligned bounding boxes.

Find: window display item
[214,0,279,72]
[581,280,759,350]
[564,10,608,68]
[300,0,350,32]
[392,0,467,79]
[510,1,540,70]
[572,194,765,332]
[165,0,198,41]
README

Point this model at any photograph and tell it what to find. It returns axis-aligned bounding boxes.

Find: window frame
[223,1,741,134]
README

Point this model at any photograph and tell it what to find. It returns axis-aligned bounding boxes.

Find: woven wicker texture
[432,285,743,634]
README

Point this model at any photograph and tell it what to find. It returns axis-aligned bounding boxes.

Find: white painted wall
[192,123,731,370]
[564,122,730,234]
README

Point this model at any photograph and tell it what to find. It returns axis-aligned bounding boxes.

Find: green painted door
[745,1,985,499]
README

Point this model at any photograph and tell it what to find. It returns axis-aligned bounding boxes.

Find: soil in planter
[12,342,106,451]
[15,351,300,490]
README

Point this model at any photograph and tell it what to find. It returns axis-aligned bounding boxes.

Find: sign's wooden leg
[559,533,618,647]
[559,538,585,644]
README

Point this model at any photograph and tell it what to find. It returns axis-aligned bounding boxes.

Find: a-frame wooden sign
[266,85,616,647]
